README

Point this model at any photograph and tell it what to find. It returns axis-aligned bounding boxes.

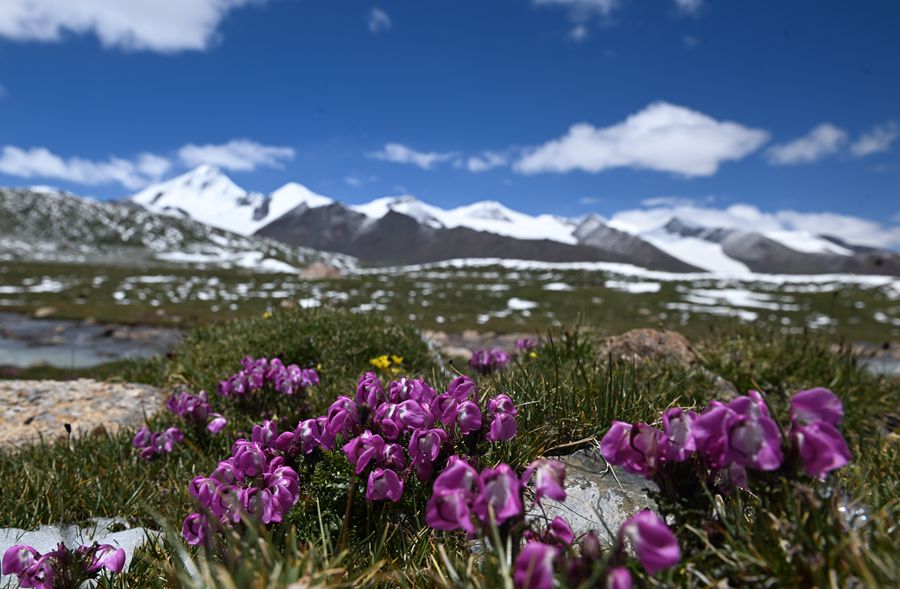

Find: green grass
[0,308,897,587]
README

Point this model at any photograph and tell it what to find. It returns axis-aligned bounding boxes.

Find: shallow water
[0,312,180,368]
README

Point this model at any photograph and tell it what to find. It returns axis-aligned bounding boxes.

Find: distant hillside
[0,188,355,272]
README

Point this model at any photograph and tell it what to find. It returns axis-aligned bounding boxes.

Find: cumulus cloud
[850,122,898,158]
[514,102,769,177]
[465,151,509,173]
[367,143,456,170]
[609,201,900,250]
[765,123,847,165]
[0,146,171,190]
[178,139,294,172]
[0,0,265,53]
[367,7,392,33]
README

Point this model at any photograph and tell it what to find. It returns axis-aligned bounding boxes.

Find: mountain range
[0,186,353,272]
[127,166,900,277]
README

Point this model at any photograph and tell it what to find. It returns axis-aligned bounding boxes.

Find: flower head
[473,464,523,525]
[522,459,567,505]
[513,541,559,589]
[620,509,680,575]
[790,387,843,427]
[367,467,404,502]
[791,421,851,479]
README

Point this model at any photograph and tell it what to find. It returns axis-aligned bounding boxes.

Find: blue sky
[0,0,898,243]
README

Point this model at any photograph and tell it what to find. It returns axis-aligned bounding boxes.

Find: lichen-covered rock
[526,447,660,544]
[0,379,163,446]
[599,328,697,367]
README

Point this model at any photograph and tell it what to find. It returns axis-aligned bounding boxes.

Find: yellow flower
[391,355,403,365]
[370,355,391,370]
[529,351,538,359]
[390,366,401,375]
[262,311,272,319]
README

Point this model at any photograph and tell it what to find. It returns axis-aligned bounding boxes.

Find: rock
[599,328,697,368]
[299,262,342,279]
[32,306,57,319]
[0,380,164,446]
[0,518,159,583]
[526,447,659,544]
[442,346,474,362]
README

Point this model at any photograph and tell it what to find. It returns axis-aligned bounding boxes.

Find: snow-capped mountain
[0,186,354,272]
[128,166,899,276]
[130,165,332,235]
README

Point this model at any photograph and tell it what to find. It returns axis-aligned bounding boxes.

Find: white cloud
[0,0,265,53]
[850,122,898,158]
[0,146,171,190]
[178,139,294,172]
[367,143,456,170]
[579,196,602,205]
[534,0,618,18]
[765,123,847,165]
[610,201,900,249]
[367,7,392,33]
[569,24,589,42]
[0,83,7,98]
[344,176,364,187]
[641,196,699,208]
[674,0,703,15]
[515,102,769,177]
[466,151,509,173]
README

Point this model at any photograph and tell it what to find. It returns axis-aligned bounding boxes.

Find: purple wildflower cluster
[425,457,679,589]
[132,425,183,461]
[2,542,125,589]
[182,425,301,545]
[273,372,519,503]
[601,387,851,489]
[469,348,511,374]
[166,390,227,434]
[218,356,319,397]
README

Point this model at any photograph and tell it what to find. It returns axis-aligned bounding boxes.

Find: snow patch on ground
[604,280,662,294]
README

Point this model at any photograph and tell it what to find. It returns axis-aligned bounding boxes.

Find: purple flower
[473,464,523,525]
[487,413,517,442]
[546,516,574,546]
[522,459,567,505]
[132,426,151,449]
[397,399,434,430]
[620,509,680,575]
[606,567,632,589]
[456,400,483,434]
[791,421,851,479]
[87,544,126,574]
[471,348,512,374]
[513,541,558,589]
[251,420,279,447]
[426,489,476,533]
[374,402,404,440]
[516,338,539,352]
[694,392,783,471]
[232,440,267,477]
[389,377,434,404]
[600,421,664,477]
[166,390,211,422]
[409,428,447,465]
[661,407,697,462]
[790,387,843,427]
[182,513,209,546]
[409,378,438,404]
[431,393,460,426]
[2,544,38,576]
[343,430,386,475]
[447,374,477,402]
[381,443,407,470]
[326,396,358,435]
[486,394,518,442]
[207,414,227,434]
[366,468,404,502]
[356,371,385,409]
[434,456,479,494]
